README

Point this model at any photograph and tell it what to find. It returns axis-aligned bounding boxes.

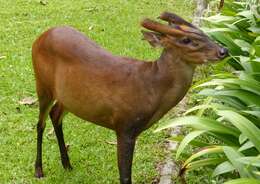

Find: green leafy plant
[156,0,260,183]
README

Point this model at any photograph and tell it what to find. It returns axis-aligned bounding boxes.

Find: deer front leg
[116,132,137,184]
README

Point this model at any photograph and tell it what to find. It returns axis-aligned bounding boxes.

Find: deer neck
[147,49,195,125]
[155,49,195,87]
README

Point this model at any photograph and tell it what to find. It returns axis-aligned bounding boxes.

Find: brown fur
[32,12,228,184]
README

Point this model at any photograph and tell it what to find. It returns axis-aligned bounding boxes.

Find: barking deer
[32,12,228,184]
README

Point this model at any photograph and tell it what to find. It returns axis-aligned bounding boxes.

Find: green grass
[0,0,194,183]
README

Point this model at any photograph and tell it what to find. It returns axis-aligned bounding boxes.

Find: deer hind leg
[35,93,53,178]
[49,102,72,170]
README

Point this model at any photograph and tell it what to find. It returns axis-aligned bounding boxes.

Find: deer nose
[218,47,228,59]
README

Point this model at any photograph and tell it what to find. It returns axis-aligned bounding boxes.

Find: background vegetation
[0,0,194,183]
[157,0,260,184]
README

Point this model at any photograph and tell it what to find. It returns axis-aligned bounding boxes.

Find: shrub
[156,1,260,183]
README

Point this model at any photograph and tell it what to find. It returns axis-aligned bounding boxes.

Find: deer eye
[180,37,192,45]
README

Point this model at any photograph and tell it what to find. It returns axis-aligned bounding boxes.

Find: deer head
[141,12,228,64]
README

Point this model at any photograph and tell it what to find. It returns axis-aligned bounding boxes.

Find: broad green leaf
[213,161,235,177]
[239,134,248,145]
[223,146,252,177]
[223,1,245,15]
[155,116,239,137]
[237,10,254,19]
[237,156,260,167]
[238,141,255,152]
[184,104,214,115]
[218,111,260,152]
[243,111,260,118]
[198,78,260,96]
[169,136,210,147]
[240,71,260,82]
[254,36,260,44]
[253,171,260,177]
[196,97,212,117]
[226,23,253,42]
[209,132,239,146]
[249,26,260,34]
[239,72,260,94]
[250,61,260,72]
[183,146,223,167]
[197,79,236,87]
[209,32,244,55]
[176,130,206,159]
[203,14,236,23]
[224,178,260,184]
[183,103,235,115]
[214,96,246,110]
[234,39,252,53]
[212,73,236,78]
[252,57,260,63]
[202,89,260,107]
[202,27,234,33]
[236,56,250,71]
[185,158,225,171]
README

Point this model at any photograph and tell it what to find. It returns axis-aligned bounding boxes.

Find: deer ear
[142,31,163,47]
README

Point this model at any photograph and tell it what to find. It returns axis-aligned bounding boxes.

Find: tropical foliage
[156,0,260,183]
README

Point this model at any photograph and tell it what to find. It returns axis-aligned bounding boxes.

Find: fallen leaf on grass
[105,140,117,145]
[88,25,94,30]
[0,56,6,60]
[40,0,48,5]
[47,128,54,136]
[19,97,37,105]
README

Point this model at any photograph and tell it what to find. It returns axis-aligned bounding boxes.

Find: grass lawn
[0,0,194,183]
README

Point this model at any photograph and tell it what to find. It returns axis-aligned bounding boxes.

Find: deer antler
[159,11,196,28]
[141,18,183,36]
[141,18,202,39]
